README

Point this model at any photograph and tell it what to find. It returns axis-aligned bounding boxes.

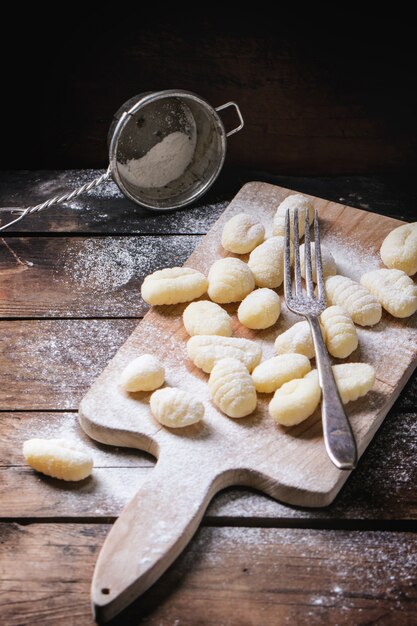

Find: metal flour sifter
[0,90,243,232]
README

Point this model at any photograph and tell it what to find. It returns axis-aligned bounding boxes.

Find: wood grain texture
[1,411,416,521]
[78,183,417,619]
[0,236,199,318]
[1,523,416,626]
[1,171,415,235]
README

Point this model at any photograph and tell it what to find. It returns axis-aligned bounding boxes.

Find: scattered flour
[118,131,196,189]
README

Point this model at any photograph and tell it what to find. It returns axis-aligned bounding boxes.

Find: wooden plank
[0,411,416,521]
[0,320,137,410]
[1,523,416,625]
[0,235,200,318]
[0,171,414,235]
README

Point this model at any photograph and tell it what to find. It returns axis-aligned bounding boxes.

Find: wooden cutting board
[79,182,417,622]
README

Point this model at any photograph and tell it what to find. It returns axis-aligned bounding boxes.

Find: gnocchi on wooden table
[248,236,289,288]
[208,357,257,418]
[187,335,262,373]
[221,212,265,254]
[273,193,314,240]
[320,306,358,359]
[141,267,208,305]
[150,388,204,428]
[380,222,417,276]
[269,376,321,426]
[183,301,232,337]
[252,354,311,393]
[208,257,255,303]
[23,439,94,481]
[325,274,382,326]
[306,363,375,405]
[120,354,165,392]
[275,320,325,360]
[300,242,337,282]
[360,268,417,318]
[237,288,281,329]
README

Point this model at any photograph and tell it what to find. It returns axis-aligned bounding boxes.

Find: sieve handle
[215,102,244,137]
[0,166,112,233]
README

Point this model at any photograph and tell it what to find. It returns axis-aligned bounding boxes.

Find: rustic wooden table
[0,170,416,626]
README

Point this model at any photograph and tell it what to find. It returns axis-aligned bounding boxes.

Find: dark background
[1,12,416,175]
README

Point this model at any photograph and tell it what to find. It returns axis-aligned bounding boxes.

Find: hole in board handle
[101,588,111,595]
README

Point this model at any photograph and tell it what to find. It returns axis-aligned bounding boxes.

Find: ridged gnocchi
[248,236,290,288]
[274,320,326,359]
[221,212,265,254]
[23,438,94,481]
[269,375,321,426]
[252,353,311,393]
[273,194,314,240]
[141,267,208,305]
[300,242,337,282]
[187,335,262,373]
[237,288,281,329]
[120,354,165,392]
[325,275,382,326]
[320,306,358,358]
[208,357,257,418]
[380,222,417,276]
[150,387,204,428]
[183,300,232,337]
[360,268,417,318]
[208,257,255,303]
[306,362,375,404]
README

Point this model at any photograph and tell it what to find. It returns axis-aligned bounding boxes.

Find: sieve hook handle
[215,102,244,137]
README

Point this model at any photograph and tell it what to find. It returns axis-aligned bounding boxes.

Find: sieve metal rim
[108,89,228,212]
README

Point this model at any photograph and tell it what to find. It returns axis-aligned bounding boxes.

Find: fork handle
[308,316,358,470]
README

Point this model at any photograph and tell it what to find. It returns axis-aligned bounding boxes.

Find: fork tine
[314,209,325,302]
[304,207,314,297]
[293,208,302,296]
[283,208,292,300]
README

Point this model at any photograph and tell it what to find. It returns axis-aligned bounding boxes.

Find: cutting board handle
[92,452,224,623]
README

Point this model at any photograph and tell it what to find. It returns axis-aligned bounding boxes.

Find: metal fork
[283,208,357,470]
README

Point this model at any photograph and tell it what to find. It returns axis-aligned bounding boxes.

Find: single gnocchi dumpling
[274,320,326,359]
[380,222,417,276]
[238,288,281,329]
[300,242,337,282]
[252,353,311,393]
[306,362,375,404]
[183,301,232,337]
[187,335,262,373]
[120,354,165,392]
[208,357,257,418]
[325,275,382,326]
[320,306,358,359]
[23,438,93,481]
[141,267,208,305]
[150,387,204,428]
[360,268,417,318]
[221,212,265,254]
[268,375,321,426]
[248,236,290,288]
[208,257,255,303]
[273,194,314,240]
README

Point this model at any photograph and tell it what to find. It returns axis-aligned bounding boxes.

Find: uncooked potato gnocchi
[300,242,337,282]
[208,357,257,418]
[141,267,208,305]
[187,335,262,373]
[325,275,382,326]
[248,236,290,288]
[360,268,417,318]
[380,222,417,276]
[150,387,204,428]
[252,353,311,393]
[120,354,165,392]
[272,194,314,240]
[183,300,232,337]
[274,320,326,359]
[237,288,281,329]
[221,212,265,254]
[208,257,255,303]
[306,362,375,404]
[268,375,321,426]
[23,438,93,481]
[320,306,358,359]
